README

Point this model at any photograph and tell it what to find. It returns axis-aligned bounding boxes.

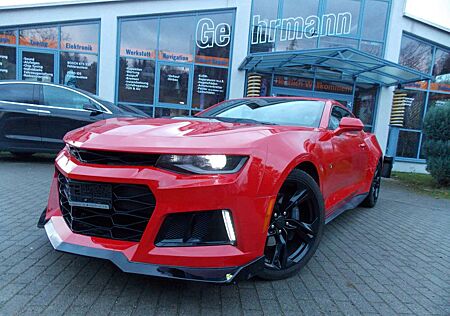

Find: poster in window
[192,66,228,109]
[158,65,190,105]
[21,51,55,82]
[0,46,16,80]
[60,52,98,94]
[118,57,155,104]
[19,27,58,49]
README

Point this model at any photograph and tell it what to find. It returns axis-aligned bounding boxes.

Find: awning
[239,47,433,86]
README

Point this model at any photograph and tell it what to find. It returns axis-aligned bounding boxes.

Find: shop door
[19,49,57,83]
[155,62,192,117]
[272,87,354,110]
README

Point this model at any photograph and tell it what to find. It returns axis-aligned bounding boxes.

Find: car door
[325,105,366,207]
[37,84,105,151]
[0,83,43,152]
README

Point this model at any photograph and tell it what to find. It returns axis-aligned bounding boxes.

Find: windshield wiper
[199,116,277,125]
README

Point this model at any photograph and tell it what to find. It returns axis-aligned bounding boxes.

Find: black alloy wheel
[361,162,382,208]
[259,170,324,280]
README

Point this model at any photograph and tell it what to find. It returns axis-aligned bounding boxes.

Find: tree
[423,104,450,186]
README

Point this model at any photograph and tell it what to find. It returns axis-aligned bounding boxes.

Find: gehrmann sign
[251,12,352,44]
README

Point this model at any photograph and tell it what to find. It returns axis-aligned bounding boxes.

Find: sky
[0,0,449,31]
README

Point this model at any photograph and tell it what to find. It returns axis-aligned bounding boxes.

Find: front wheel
[258,170,324,280]
[361,162,381,208]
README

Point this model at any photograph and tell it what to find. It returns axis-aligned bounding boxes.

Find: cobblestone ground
[0,153,449,316]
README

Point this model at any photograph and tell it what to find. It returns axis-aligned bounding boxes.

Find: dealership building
[0,0,449,172]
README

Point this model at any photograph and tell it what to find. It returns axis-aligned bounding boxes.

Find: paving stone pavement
[0,153,449,316]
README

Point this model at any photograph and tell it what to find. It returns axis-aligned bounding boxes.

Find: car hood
[64,117,316,154]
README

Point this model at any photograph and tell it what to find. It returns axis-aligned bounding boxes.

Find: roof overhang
[239,47,433,87]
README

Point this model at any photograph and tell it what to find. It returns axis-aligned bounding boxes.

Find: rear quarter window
[0,83,35,104]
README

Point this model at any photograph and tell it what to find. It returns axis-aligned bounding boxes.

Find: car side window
[328,106,353,130]
[0,84,36,104]
[42,85,90,110]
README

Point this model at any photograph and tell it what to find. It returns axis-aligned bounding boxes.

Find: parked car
[0,81,148,156]
[38,97,382,283]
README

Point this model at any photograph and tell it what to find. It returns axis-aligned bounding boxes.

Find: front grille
[58,172,156,242]
[68,146,160,166]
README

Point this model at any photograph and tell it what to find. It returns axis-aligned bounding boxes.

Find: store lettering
[160,52,189,62]
[196,18,230,49]
[30,39,48,47]
[65,42,93,51]
[0,38,9,44]
[125,49,152,58]
[252,12,352,44]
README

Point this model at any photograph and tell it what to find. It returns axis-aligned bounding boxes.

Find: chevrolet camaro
[38,97,382,282]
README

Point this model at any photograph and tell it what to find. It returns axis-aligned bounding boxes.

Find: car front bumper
[41,150,274,282]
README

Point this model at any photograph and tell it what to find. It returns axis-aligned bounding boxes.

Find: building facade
[0,0,448,172]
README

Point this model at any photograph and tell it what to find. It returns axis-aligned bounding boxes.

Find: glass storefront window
[324,0,360,37]
[362,0,388,42]
[0,30,16,45]
[118,58,155,104]
[192,66,228,109]
[21,51,55,82]
[402,90,425,130]
[396,130,420,158]
[427,93,450,111]
[399,36,433,74]
[319,36,358,49]
[61,24,99,53]
[360,41,383,57]
[19,27,58,49]
[431,48,450,92]
[120,19,157,59]
[0,46,16,80]
[275,0,319,51]
[158,65,190,105]
[159,15,195,62]
[154,108,189,118]
[250,0,278,53]
[353,87,377,127]
[195,12,233,67]
[60,52,98,94]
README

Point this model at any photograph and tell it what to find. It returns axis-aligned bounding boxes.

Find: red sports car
[39,97,382,282]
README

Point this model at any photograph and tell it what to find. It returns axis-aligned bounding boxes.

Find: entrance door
[155,62,192,117]
[272,87,354,110]
[19,49,57,83]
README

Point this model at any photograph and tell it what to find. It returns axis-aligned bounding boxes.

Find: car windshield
[198,98,325,127]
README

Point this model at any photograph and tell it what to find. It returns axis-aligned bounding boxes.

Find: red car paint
[43,98,382,277]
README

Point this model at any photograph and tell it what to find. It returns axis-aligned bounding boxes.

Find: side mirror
[83,104,103,115]
[334,117,364,136]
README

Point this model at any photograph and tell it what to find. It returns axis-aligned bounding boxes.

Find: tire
[361,162,381,208]
[258,169,325,280]
[10,152,34,159]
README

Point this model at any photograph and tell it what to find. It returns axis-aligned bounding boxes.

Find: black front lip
[44,218,264,283]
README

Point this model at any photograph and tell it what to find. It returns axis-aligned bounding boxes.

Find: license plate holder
[68,181,112,210]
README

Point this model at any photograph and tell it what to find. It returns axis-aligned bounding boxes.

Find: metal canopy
[239,47,433,86]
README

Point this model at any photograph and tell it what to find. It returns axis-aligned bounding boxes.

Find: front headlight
[155,154,248,174]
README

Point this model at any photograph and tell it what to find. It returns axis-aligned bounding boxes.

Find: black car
[0,81,149,156]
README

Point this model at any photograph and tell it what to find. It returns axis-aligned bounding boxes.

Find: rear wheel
[361,162,381,208]
[258,170,324,280]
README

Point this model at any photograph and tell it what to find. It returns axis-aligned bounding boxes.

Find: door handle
[359,143,367,149]
[26,108,51,114]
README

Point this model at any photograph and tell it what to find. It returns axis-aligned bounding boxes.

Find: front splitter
[44,218,264,283]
